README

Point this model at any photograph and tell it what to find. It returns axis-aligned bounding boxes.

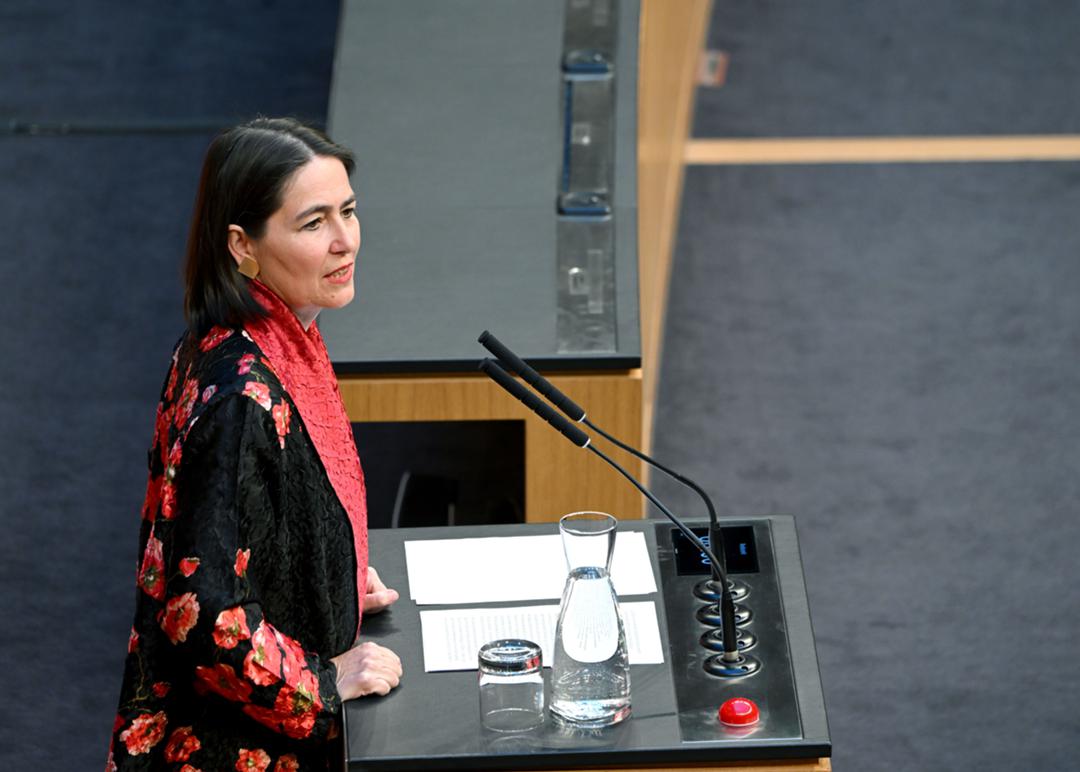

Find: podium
[342,519,830,771]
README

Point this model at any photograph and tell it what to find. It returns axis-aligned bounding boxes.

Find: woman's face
[232,154,361,328]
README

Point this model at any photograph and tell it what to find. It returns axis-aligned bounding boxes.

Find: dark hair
[183,117,356,336]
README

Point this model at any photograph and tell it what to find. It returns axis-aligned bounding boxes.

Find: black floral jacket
[108,326,360,771]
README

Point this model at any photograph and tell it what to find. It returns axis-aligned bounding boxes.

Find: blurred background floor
[652,161,1080,771]
[693,0,1080,137]
[2,1,1079,769]
[654,4,1080,769]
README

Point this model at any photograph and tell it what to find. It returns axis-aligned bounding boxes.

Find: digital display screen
[672,525,759,575]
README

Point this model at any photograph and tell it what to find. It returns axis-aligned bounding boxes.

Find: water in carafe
[550,512,631,726]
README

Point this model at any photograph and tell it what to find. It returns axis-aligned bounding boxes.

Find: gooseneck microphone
[479,331,727,588]
[478,333,742,663]
[579,421,730,601]
[479,359,590,448]
[479,331,586,422]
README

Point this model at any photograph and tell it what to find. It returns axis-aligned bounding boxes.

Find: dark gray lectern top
[343,518,830,770]
[324,0,640,372]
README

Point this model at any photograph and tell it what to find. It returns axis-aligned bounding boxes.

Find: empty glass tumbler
[550,511,631,727]
[478,639,545,732]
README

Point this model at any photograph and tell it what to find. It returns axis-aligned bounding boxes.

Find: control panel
[657,520,805,745]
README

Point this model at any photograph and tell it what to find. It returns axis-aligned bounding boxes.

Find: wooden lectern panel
[338,370,643,522]
[637,0,713,454]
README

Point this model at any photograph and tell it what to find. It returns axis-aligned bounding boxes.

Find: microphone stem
[587,444,720,567]
[587,442,742,661]
[478,332,742,661]
[583,418,728,585]
[584,419,718,523]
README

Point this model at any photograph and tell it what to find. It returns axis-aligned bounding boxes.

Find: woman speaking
[108,118,402,770]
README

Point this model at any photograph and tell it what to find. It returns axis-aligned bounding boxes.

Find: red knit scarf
[244,280,368,636]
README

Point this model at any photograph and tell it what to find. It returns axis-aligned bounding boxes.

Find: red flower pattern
[165,363,179,401]
[116,331,347,763]
[159,592,200,644]
[142,472,162,522]
[155,399,173,441]
[243,679,320,739]
[213,607,252,650]
[160,481,177,521]
[175,376,200,428]
[165,439,182,478]
[199,326,233,352]
[272,755,300,772]
[159,440,183,520]
[235,747,271,772]
[138,535,165,601]
[234,548,250,577]
[159,479,177,522]
[242,381,272,411]
[244,621,283,686]
[272,401,291,449]
[119,711,168,755]
[163,725,201,763]
[194,663,253,703]
[274,628,309,686]
[179,557,200,577]
[179,766,203,772]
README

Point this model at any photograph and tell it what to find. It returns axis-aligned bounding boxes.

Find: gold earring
[237,256,260,279]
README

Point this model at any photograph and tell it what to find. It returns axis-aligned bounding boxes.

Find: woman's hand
[363,566,399,615]
[331,641,403,701]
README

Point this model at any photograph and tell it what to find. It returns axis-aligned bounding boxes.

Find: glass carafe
[549,511,631,726]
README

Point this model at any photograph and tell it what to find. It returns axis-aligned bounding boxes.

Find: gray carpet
[653,162,1080,770]
[694,0,1080,137]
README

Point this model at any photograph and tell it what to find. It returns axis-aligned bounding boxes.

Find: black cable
[585,418,717,523]
[585,417,730,586]
[587,444,724,584]
[588,438,741,659]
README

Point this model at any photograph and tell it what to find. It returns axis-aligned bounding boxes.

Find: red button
[719,697,760,726]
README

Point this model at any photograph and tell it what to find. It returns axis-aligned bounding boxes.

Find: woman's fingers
[331,641,403,701]
[363,566,400,614]
[352,644,402,696]
[363,588,400,613]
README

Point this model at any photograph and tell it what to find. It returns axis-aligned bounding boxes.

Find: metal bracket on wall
[556,0,618,355]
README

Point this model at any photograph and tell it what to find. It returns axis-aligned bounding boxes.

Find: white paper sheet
[418,601,664,671]
[403,532,657,605]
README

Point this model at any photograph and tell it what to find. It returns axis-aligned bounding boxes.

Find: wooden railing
[637,0,713,454]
